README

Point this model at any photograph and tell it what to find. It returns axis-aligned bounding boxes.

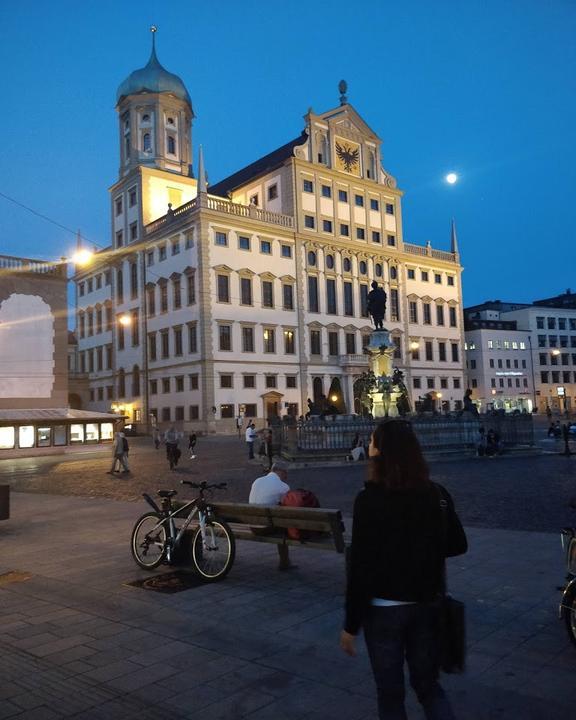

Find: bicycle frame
[142,494,215,563]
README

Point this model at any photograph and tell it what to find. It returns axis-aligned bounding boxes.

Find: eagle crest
[335,141,359,172]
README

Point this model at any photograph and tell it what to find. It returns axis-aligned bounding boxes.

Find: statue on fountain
[367,281,387,330]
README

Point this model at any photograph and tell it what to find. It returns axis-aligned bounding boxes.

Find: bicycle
[130,480,235,582]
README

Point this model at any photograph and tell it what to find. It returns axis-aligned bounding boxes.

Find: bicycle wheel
[131,512,167,569]
[191,519,235,581]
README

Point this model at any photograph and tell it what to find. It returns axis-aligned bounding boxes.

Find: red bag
[280,489,320,540]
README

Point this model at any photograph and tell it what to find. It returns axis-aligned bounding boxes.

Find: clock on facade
[334,137,361,176]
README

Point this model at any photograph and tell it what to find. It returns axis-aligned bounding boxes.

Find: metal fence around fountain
[281,413,534,459]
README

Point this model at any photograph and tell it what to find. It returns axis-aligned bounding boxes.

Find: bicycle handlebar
[181,480,227,491]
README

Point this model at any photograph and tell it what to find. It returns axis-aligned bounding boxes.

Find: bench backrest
[210,502,346,553]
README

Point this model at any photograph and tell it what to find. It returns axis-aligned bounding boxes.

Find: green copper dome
[116,42,192,108]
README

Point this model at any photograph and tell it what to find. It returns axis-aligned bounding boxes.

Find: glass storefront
[19,426,35,448]
[0,427,15,449]
[54,425,67,445]
[85,423,99,442]
[37,427,51,447]
[0,421,116,451]
[100,423,114,441]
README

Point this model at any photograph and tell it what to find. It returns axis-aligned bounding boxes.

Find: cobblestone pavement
[1,492,575,719]
[1,435,575,532]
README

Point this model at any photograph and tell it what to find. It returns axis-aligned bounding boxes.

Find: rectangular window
[161,408,171,422]
[188,324,197,353]
[338,189,348,202]
[284,329,295,354]
[215,231,227,246]
[413,377,421,389]
[220,374,233,389]
[421,271,429,282]
[240,277,253,306]
[281,244,292,258]
[147,251,154,266]
[148,333,156,362]
[439,342,447,362]
[175,406,185,422]
[387,235,396,247]
[427,378,435,390]
[326,279,337,314]
[559,318,567,330]
[189,374,199,390]
[435,273,442,284]
[217,274,230,303]
[409,301,418,324]
[447,276,455,286]
[219,325,232,351]
[547,317,556,329]
[360,284,369,318]
[308,276,319,312]
[286,375,297,389]
[283,284,294,310]
[356,227,365,240]
[436,304,445,326]
[174,327,183,356]
[303,179,314,193]
[162,377,170,394]
[372,231,381,244]
[263,327,275,353]
[262,280,274,308]
[423,303,431,324]
[304,215,315,229]
[129,189,137,207]
[159,245,166,261]
[117,324,124,351]
[243,375,255,388]
[130,222,138,241]
[175,375,184,392]
[390,288,400,321]
[260,240,272,254]
[105,306,113,332]
[265,375,277,389]
[310,329,321,355]
[150,379,158,395]
[344,282,354,316]
[173,278,181,309]
[268,184,278,200]
[238,235,250,250]
[242,326,254,352]
[220,404,234,419]
[322,219,333,233]
[449,307,457,327]
[392,337,401,360]
[355,194,364,207]
[328,331,339,356]
[160,330,169,358]
[370,198,379,211]
[440,378,448,389]
[425,341,433,361]
[385,203,394,215]
[407,269,415,280]
[340,223,349,236]
[187,274,196,305]
[160,283,168,313]
[115,197,123,216]
[321,184,332,198]
[451,343,459,362]
[345,333,356,354]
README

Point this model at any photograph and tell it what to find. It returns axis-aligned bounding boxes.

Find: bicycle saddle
[157,490,177,498]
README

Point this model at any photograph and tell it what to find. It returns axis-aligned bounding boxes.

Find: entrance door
[266,400,279,419]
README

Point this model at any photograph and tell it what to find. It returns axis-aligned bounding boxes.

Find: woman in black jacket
[340,419,467,720]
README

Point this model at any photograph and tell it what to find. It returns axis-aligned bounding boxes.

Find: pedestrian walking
[340,419,467,720]
[108,431,130,474]
[164,426,180,470]
[188,431,197,459]
[245,422,257,459]
[152,427,160,450]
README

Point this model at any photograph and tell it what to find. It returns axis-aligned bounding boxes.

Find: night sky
[1,0,574,306]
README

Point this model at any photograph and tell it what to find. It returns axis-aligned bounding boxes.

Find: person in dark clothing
[367,281,387,330]
[340,419,467,720]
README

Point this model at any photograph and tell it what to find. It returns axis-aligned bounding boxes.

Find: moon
[445,173,458,184]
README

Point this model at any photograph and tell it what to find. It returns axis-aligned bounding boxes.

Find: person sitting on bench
[249,460,295,570]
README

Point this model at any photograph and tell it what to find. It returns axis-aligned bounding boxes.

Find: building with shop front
[74,34,466,432]
[465,291,576,414]
[0,254,120,455]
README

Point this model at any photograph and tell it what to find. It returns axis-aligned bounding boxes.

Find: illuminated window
[18,426,34,448]
[85,424,99,442]
[70,424,85,443]
[0,427,15,449]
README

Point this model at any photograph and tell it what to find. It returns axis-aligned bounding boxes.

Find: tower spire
[450,218,459,255]
[198,145,207,194]
[149,25,158,63]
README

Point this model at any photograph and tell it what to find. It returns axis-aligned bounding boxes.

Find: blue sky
[0,0,574,306]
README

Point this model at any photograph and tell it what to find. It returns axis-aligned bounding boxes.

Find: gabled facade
[74,40,466,432]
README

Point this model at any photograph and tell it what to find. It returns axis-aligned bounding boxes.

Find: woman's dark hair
[368,420,430,489]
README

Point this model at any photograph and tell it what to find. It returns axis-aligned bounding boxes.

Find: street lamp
[118,313,132,327]
[409,341,420,351]
[71,249,95,266]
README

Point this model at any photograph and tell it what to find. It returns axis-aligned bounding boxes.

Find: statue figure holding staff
[367,281,387,330]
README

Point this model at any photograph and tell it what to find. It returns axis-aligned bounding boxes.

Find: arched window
[143,133,151,152]
[390,266,398,280]
[132,365,140,397]
[118,368,125,398]
[308,251,317,267]
[368,151,376,179]
[142,114,150,123]
[167,117,175,125]
[359,260,367,275]
[313,377,324,401]
[343,257,352,272]
[325,254,334,270]
[167,136,176,154]
[375,263,383,277]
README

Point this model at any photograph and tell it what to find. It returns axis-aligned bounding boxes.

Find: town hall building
[74,33,466,432]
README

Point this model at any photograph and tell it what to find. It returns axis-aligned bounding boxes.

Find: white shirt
[249,471,290,506]
[245,427,256,442]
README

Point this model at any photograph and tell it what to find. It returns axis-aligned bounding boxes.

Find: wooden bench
[210,502,347,554]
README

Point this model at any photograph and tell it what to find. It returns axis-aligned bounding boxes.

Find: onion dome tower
[116,27,194,177]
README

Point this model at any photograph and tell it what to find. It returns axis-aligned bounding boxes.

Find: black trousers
[363,602,455,720]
